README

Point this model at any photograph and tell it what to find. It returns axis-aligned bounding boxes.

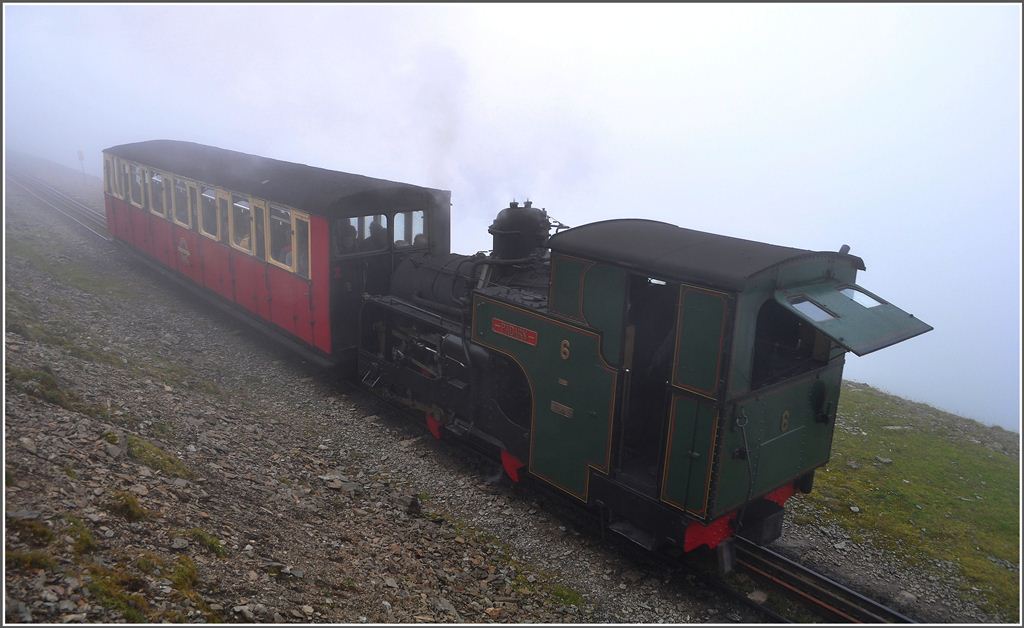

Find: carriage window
[120,162,130,199]
[393,210,427,248]
[295,216,310,279]
[361,214,389,252]
[268,204,293,267]
[173,179,191,227]
[149,172,166,216]
[103,158,113,195]
[230,194,253,253]
[189,187,198,227]
[253,202,266,260]
[129,164,143,206]
[199,186,218,239]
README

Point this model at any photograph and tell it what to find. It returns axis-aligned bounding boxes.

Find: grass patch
[810,382,1020,619]
[549,583,584,606]
[6,291,124,367]
[64,515,98,554]
[85,563,151,623]
[7,549,56,571]
[105,491,149,522]
[126,435,191,478]
[8,517,54,546]
[188,528,226,557]
[6,365,110,419]
[6,236,140,300]
[134,551,168,575]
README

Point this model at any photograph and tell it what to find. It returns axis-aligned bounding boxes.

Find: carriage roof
[103,140,450,217]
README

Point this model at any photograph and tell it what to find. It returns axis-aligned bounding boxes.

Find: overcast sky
[4,5,1021,431]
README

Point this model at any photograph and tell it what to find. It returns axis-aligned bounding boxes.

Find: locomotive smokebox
[488,200,551,260]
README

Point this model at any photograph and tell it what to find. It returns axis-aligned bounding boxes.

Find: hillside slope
[803,381,1019,619]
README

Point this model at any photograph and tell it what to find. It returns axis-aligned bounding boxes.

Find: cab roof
[104,140,450,216]
[547,219,864,291]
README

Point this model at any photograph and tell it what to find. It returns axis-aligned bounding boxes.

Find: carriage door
[615,275,678,496]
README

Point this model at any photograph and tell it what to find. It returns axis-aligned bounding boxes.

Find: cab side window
[332,217,360,257]
[393,210,427,248]
[199,186,218,239]
[361,214,389,252]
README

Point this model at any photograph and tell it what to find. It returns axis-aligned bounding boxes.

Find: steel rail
[7,175,111,241]
[15,172,108,219]
[735,537,914,623]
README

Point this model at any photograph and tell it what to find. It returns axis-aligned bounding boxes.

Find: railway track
[734,537,915,623]
[7,172,111,241]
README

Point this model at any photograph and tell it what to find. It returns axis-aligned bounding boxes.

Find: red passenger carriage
[102,140,451,368]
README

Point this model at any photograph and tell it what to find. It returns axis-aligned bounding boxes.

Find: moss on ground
[7,549,57,571]
[8,517,55,547]
[5,365,111,419]
[187,528,227,557]
[126,435,191,478]
[105,491,150,522]
[810,382,1020,619]
[65,515,98,554]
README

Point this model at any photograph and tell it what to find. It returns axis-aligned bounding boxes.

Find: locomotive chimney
[488,199,551,260]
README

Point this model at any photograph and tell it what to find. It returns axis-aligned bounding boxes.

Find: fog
[4,5,1021,431]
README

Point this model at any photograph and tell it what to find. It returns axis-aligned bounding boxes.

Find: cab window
[332,217,360,257]
[199,186,218,239]
[361,214,389,252]
[172,178,191,227]
[393,209,427,248]
[230,193,253,253]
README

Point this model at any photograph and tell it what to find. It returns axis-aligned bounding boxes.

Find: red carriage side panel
[199,237,232,299]
[267,265,297,336]
[130,206,149,254]
[171,224,203,285]
[150,216,174,269]
[230,251,265,317]
[309,215,332,353]
[292,279,314,345]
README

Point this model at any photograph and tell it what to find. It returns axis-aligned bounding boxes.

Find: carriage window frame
[128,163,145,208]
[265,203,311,278]
[198,185,220,241]
[229,192,255,255]
[119,160,130,200]
[148,170,168,217]
[172,177,193,229]
[103,156,114,196]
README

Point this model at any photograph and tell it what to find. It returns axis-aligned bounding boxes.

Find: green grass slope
[808,381,1019,618]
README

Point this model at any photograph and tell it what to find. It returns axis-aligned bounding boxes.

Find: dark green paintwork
[712,363,843,516]
[549,254,587,320]
[473,295,616,501]
[776,280,934,356]
[582,264,627,366]
[662,394,719,515]
[673,288,727,395]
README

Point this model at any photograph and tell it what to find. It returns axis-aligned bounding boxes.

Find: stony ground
[4,155,1011,624]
